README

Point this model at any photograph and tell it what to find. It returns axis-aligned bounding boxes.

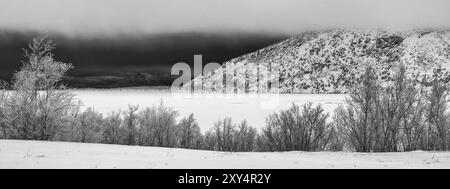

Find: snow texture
[1,140,449,168]
[185,29,450,93]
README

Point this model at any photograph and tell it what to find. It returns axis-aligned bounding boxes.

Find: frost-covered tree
[334,63,433,152]
[425,80,449,150]
[73,107,103,143]
[203,118,256,152]
[235,120,257,152]
[123,105,139,145]
[0,81,9,139]
[137,101,178,147]
[213,118,236,151]
[177,113,202,149]
[0,35,79,140]
[389,64,427,151]
[203,130,217,151]
[102,111,123,144]
[375,63,424,152]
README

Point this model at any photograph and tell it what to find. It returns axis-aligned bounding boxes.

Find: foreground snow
[1,140,449,169]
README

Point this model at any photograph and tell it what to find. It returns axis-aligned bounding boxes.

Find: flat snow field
[1,140,449,169]
[73,89,346,130]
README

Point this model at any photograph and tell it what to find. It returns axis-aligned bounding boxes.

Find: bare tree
[380,63,425,151]
[123,105,139,145]
[261,102,330,151]
[157,102,178,147]
[102,110,123,144]
[334,66,380,152]
[203,130,217,151]
[0,81,9,139]
[334,63,432,152]
[374,63,422,152]
[213,118,236,151]
[177,113,201,149]
[137,101,178,147]
[235,120,257,152]
[425,79,449,150]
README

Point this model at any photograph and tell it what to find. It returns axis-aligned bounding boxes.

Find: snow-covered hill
[187,29,450,93]
[1,140,449,168]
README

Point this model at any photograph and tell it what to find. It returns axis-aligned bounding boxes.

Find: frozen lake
[73,89,347,131]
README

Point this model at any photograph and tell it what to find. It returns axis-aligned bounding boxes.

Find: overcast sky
[0,0,449,36]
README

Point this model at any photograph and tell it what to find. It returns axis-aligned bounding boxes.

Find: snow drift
[1,140,449,168]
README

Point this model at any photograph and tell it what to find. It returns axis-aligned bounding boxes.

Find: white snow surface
[73,89,346,130]
[1,140,449,169]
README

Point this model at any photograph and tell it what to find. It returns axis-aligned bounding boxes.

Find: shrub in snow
[101,111,123,144]
[259,102,331,152]
[71,107,104,143]
[234,120,258,152]
[203,118,257,152]
[374,63,425,152]
[333,63,450,152]
[203,130,217,151]
[425,80,450,150]
[333,65,381,152]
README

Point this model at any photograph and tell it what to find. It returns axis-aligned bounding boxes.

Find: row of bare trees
[56,103,200,148]
[333,64,450,152]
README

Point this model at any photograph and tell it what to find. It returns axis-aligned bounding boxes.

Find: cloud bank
[0,0,449,36]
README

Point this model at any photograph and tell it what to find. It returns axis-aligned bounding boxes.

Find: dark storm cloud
[1,0,450,36]
[0,31,287,87]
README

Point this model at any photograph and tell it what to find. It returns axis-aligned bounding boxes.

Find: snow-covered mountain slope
[186,29,450,93]
[1,140,449,168]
